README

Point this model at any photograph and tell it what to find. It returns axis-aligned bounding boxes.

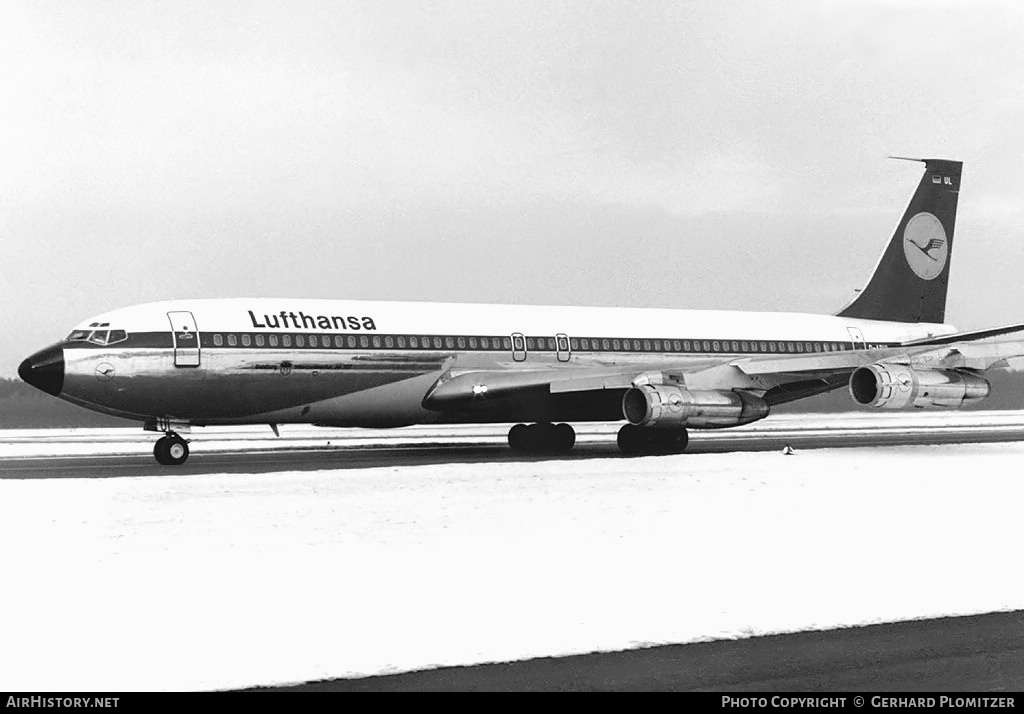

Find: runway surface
[266,610,1024,691]
[3,411,1024,478]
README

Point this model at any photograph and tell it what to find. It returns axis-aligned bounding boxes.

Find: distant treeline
[0,379,135,428]
[2,371,1023,429]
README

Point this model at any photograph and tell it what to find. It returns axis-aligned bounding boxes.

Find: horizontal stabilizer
[901,322,1024,348]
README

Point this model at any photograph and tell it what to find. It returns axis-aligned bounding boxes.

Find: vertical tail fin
[836,157,962,323]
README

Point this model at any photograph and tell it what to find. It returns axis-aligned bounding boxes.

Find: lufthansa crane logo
[902,212,948,281]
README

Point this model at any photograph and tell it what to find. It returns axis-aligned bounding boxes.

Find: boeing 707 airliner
[19,158,1024,464]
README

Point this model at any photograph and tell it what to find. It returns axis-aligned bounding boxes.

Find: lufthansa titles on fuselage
[248,310,377,331]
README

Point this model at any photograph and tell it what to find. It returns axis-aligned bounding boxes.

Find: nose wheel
[154,433,190,465]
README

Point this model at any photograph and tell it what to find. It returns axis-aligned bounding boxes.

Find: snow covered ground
[2,440,1024,691]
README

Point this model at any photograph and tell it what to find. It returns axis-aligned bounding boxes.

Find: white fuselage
[43,298,953,428]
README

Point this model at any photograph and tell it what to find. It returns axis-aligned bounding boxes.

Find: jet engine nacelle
[849,363,990,409]
[622,385,770,429]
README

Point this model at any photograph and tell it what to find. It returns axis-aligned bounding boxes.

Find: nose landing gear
[153,433,190,465]
[145,419,192,466]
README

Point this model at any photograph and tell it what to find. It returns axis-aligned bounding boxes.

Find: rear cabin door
[556,333,571,362]
[168,311,201,367]
[511,332,527,362]
[846,326,866,351]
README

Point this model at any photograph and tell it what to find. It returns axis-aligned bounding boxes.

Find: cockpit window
[67,328,127,345]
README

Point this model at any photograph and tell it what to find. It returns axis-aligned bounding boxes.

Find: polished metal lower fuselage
[59,343,736,428]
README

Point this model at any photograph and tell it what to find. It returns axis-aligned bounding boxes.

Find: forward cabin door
[168,311,201,367]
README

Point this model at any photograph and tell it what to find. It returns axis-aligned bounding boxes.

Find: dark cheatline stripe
[197,332,883,355]
[62,330,900,356]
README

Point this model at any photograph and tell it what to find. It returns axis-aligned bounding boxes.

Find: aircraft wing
[424,325,1024,413]
[423,355,840,411]
[423,358,854,412]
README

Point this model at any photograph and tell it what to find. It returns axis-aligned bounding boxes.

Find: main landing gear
[616,424,688,456]
[508,422,576,454]
[505,423,689,456]
[154,432,190,466]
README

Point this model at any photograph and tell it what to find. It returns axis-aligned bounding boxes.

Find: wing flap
[736,331,1024,377]
[548,372,638,393]
[913,341,1024,371]
[732,351,883,375]
[423,367,641,409]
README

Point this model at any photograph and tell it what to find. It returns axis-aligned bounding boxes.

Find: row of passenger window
[206,333,885,354]
[208,333,515,350]
[572,338,856,354]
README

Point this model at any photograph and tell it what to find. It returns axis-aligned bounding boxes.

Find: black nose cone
[18,345,65,396]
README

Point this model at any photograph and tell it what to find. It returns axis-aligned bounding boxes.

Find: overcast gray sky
[3,0,1024,376]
